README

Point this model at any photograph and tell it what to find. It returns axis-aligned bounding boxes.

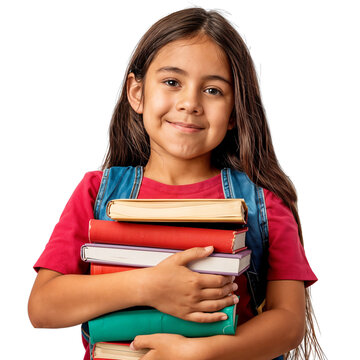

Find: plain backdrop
[1,0,359,358]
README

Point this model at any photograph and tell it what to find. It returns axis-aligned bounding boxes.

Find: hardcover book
[81,243,251,276]
[106,199,248,223]
[92,342,148,360]
[89,219,247,254]
[90,263,137,275]
[89,303,238,343]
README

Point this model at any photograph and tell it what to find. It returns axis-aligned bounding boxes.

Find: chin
[171,149,209,161]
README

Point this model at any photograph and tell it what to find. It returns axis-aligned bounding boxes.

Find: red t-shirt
[34,171,317,360]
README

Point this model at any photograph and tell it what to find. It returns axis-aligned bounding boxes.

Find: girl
[28,7,324,360]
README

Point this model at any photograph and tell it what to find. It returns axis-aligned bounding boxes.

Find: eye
[205,88,222,96]
[164,79,179,87]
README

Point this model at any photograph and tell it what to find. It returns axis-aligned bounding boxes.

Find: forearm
[196,308,305,360]
[28,248,240,330]
[28,268,150,328]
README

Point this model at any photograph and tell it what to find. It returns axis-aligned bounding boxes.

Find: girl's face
[129,34,234,164]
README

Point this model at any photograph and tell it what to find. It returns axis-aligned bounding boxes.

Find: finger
[139,349,155,360]
[131,334,160,350]
[197,295,239,312]
[164,246,214,266]
[197,273,235,289]
[200,281,238,300]
[185,307,236,323]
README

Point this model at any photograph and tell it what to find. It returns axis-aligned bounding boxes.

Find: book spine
[90,263,137,275]
[89,305,238,344]
[89,219,244,253]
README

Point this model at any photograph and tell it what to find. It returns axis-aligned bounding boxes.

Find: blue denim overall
[83,166,283,360]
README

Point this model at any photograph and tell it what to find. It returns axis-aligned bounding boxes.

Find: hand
[143,246,239,322]
[131,333,207,360]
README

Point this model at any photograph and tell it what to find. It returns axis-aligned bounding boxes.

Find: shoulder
[263,188,296,224]
[33,170,103,275]
[263,189,318,285]
[66,170,103,208]
[262,188,300,249]
[82,170,103,186]
[77,170,103,193]
[226,169,296,224]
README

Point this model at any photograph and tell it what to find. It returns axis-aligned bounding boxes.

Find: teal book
[89,304,238,343]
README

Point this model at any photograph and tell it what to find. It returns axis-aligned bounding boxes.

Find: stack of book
[81,199,250,360]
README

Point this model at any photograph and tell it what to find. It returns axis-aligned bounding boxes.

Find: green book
[89,304,238,343]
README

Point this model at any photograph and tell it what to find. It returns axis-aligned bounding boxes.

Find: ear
[227,107,237,130]
[127,72,144,114]
[227,118,235,130]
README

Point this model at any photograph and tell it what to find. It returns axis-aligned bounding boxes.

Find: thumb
[167,246,214,266]
[130,334,159,350]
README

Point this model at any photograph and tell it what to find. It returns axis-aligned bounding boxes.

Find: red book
[90,263,136,275]
[89,219,247,254]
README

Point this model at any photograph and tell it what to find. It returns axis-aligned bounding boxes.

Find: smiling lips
[166,120,204,133]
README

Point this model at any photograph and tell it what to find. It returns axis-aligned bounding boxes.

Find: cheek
[143,90,172,117]
[208,117,232,144]
[211,109,232,130]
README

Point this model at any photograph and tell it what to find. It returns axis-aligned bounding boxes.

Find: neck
[144,153,220,185]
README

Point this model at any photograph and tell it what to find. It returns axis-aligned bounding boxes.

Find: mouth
[165,120,204,133]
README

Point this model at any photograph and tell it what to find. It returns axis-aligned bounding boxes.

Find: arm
[28,246,238,328]
[28,266,151,328]
[132,280,306,360]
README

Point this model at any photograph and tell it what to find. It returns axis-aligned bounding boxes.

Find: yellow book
[106,199,247,223]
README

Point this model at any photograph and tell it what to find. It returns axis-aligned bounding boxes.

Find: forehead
[148,34,231,77]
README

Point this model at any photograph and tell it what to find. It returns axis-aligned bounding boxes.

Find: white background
[1,0,359,358]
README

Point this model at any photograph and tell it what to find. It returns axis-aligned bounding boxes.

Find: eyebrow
[156,66,232,86]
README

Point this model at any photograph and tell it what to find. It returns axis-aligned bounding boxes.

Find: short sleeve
[34,171,102,275]
[264,189,317,287]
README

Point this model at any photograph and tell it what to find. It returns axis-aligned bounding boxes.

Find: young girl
[28,7,324,360]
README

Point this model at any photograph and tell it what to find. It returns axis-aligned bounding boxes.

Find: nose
[175,87,203,115]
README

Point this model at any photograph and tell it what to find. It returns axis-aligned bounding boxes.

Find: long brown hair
[102,7,325,359]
